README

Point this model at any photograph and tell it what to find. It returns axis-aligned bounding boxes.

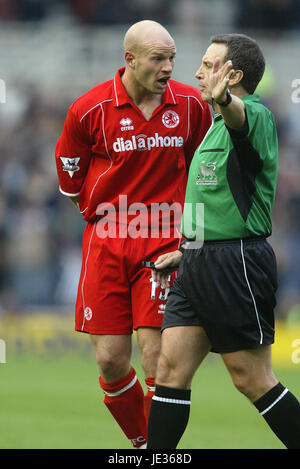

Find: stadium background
[0,0,300,449]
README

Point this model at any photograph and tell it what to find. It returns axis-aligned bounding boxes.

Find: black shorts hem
[210,338,274,354]
[161,321,202,333]
[134,324,162,331]
[161,322,274,354]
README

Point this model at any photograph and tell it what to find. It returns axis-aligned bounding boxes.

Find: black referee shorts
[162,237,278,353]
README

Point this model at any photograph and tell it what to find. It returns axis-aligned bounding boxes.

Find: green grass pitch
[1,351,299,449]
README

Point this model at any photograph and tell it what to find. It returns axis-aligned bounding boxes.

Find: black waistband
[186,235,267,246]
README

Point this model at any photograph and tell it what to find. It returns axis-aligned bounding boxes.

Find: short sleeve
[55,108,92,196]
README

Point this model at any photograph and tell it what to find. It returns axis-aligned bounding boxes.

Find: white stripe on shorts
[240,239,263,344]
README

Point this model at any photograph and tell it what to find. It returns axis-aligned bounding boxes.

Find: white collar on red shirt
[113,67,177,107]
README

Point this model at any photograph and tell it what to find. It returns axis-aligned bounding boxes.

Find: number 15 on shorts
[149,276,170,300]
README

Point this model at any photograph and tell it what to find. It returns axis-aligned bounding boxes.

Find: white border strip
[260,388,288,416]
[147,386,156,393]
[59,186,80,197]
[81,223,96,331]
[80,102,103,123]
[79,98,113,122]
[240,239,263,344]
[176,94,204,111]
[167,82,176,104]
[103,375,137,397]
[88,100,113,202]
[152,395,191,405]
[113,76,119,107]
[186,96,190,142]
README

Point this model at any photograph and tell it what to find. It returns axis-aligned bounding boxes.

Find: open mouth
[157,77,170,86]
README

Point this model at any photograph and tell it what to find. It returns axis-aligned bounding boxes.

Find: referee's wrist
[214,89,232,107]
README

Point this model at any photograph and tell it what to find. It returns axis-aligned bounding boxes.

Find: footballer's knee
[137,327,161,377]
[96,351,131,382]
[140,341,161,377]
[90,334,132,382]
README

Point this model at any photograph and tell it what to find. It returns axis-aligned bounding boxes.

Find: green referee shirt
[182,94,278,241]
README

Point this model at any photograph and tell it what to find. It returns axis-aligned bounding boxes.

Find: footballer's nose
[162,59,174,73]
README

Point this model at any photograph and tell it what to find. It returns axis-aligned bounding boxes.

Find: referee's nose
[195,66,203,80]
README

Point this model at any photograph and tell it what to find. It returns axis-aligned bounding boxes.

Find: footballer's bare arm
[68,195,80,211]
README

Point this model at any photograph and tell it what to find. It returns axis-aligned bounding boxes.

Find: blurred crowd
[0,83,85,311]
[0,0,300,321]
[0,0,299,30]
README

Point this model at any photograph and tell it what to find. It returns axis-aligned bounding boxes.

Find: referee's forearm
[217,94,246,131]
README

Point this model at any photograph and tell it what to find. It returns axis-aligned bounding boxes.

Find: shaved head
[123,20,175,55]
[121,20,176,100]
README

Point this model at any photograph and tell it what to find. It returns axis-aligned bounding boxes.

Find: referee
[147,34,300,449]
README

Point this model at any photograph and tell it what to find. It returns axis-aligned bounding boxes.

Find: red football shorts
[75,222,181,334]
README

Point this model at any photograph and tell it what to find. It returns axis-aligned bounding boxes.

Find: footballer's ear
[124,50,136,69]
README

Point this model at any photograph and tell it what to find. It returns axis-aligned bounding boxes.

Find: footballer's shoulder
[169,79,202,99]
[69,79,113,121]
[169,80,207,112]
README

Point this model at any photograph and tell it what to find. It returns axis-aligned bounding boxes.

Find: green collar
[241,93,260,103]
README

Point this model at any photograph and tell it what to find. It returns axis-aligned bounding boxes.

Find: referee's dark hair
[210,33,265,95]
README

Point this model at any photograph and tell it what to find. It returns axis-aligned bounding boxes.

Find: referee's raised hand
[211,57,235,103]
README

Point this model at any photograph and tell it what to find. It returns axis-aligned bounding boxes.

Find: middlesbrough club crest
[162,110,180,128]
[84,307,93,321]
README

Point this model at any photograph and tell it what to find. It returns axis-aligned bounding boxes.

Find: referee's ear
[124,50,136,69]
[229,69,243,88]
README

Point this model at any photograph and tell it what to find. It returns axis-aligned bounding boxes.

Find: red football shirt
[55,68,212,225]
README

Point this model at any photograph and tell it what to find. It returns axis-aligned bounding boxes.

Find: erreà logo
[113,133,184,152]
[120,117,134,131]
